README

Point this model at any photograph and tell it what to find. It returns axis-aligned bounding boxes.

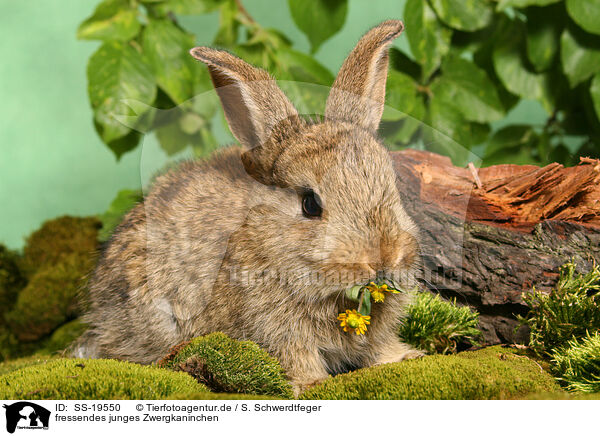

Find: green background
[0,0,545,249]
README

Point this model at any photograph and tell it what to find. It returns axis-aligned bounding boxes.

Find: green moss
[160,332,293,399]
[0,358,208,400]
[20,216,100,277]
[551,331,600,393]
[0,245,26,316]
[167,392,280,400]
[0,328,47,363]
[5,254,94,342]
[0,354,58,376]
[398,292,481,354]
[43,319,88,354]
[300,346,562,400]
[525,392,600,400]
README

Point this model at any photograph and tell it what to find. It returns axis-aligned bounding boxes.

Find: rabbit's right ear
[190,47,302,184]
[325,20,404,133]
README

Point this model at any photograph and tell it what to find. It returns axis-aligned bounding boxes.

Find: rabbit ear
[325,20,404,133]
[190,47,300,150]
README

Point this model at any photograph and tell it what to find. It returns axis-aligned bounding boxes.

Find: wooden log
[391,149,600,344]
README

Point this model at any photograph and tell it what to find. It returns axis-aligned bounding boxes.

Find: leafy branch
[78,0,600,167]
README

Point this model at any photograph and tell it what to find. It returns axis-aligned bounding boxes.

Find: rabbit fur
[74,20,423,395]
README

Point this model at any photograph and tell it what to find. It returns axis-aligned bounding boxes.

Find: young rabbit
[75,20,422,395]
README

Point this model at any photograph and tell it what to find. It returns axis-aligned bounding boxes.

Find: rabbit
[74,20,423,396]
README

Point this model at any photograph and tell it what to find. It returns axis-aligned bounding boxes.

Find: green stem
[357,289,365,313]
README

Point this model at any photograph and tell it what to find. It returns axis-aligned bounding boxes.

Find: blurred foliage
[97,188,143,242]
[0,217,100,362]
[78,0,600,166]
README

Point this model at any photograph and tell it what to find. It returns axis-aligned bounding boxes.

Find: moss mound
[0,216,100,360]
[20,216,100,277]
[301,346,562,400]
[0,354,59,377]
[43,319,88,354]
[167,392,280,400]
[5,254,94,342]
[0,245,26,314]
[160,332,293,399]
[0,358,207,400]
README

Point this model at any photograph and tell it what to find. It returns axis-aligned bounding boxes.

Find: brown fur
[74,20,423,396]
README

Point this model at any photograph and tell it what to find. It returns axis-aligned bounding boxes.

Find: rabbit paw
[374,342,425,366]
[291,377,329,398]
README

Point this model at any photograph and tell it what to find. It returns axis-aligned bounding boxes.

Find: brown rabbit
[75,20,423,395]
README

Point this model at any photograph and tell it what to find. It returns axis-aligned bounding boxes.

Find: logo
[2,402,50,434]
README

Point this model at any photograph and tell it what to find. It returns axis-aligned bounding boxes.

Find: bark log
[391,149,600,345]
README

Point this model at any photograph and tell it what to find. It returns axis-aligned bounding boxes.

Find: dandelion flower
[371,287,386,303]
[338,309,371,335]
[367,282,400,303]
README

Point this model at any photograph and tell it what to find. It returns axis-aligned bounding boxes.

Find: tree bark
[391,149,600,344]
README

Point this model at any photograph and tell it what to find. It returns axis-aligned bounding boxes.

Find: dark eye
[302,190,322,218]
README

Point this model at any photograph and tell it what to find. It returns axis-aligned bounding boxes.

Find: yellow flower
[367,282,400,303]
[371,288,386,303]
[337,309,371,335]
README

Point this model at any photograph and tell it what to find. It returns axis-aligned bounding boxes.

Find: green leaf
[425,94,490,160]
[288,0,348,53]
[156,121,192,156]
[360,290,372,317]
[213,0,240,47]
[496,0,560,9]
[345,285,363,302]
[155,0,225,15]
[275,48,334,85]
[98,189,144,241]
[383,70,422,122]
[383,116,423,146]
[143,19,210,104]
[591,74,600,122]
[77,0,140,42]
[192,125,219,157]
[88,41,156,145]
[483,125,536,161]
[560,26,600,88]
[179,112,205,134]
[106,130,143,160]
[470,17,521,112]
[566,0,600,36]
[404,0,452,80]
[433,56,504,123]
[525,4,564,72]
[429,0,493,32]
[492,22,553,110]
[389,48,422,82]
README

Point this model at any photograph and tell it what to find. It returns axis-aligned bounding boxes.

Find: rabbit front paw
[373,342,425,366]
[291,376,329,398]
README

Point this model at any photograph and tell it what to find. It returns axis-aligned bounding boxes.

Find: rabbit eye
[302,190,322,218]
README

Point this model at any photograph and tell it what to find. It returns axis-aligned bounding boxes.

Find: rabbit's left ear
[325,20,404,133]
